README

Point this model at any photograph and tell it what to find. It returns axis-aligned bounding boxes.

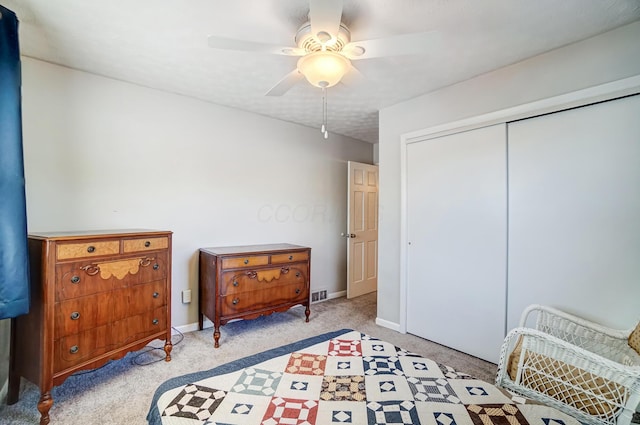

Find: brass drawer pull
[80,264,100,276]
[296,272,301,278]
[71,275,80,284]
[243,259,249,265]
[153,292,160,298]
[87,246,95,253]
[144,241,151,247]
[70,311,80,320]
[281,266,290,274]
[288,255,293,260]
[153,263,159,270]
[232,298,239,305]
[152,319,159,325]
[233,281,239,287]
[295,288,301,295]
[70,345,79,354]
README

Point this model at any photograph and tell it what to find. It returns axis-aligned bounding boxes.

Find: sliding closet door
[406,124,507,363]
[507,95,640,331]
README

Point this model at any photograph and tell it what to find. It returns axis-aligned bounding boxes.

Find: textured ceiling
[5,0,640,143]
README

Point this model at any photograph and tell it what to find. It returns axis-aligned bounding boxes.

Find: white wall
[21,58,373,328]
[378,20,640,327]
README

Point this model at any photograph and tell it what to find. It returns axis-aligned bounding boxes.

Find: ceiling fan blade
[207,35,305,56]
[342,31,440,60]
[309,0,343,43]
[265,69,305,96]
[341,65,365,87]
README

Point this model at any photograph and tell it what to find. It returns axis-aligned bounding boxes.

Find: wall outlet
[182,289,192,304]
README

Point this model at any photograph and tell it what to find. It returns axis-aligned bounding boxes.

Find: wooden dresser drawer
[57,240,120,260]
[54,306,167,373]
[220,284,308,316]
[271,251,309,264]
[111,307,167,346]
[221,255,269,269]
[220,266,308,296]
[123,237,169,253]
[54,325,112,373]
[55,254,168,301]
[55,293,114,339]
[128,280,166,316]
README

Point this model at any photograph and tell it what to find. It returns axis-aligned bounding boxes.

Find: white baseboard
[326,290,346,300]
[173,290,347,335]
[376,317,403,333]
[173,322,203,334]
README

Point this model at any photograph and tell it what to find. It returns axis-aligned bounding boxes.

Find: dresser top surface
[200,243,310,256]
[29,229,172,241]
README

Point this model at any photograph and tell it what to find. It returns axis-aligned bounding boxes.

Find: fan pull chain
[321,87,328,139]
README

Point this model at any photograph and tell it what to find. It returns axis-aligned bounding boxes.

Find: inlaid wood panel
[221,255,269,269]
[57,241,120,260]
[123,237,169,253]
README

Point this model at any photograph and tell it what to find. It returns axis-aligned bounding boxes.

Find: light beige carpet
[0,292,497,424]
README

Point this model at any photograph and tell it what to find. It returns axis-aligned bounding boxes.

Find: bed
[147,329,583,425]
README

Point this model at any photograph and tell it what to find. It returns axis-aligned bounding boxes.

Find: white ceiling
[5,0,640,143]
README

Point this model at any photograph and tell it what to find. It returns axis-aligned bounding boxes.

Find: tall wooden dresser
[8,229,172,425]
[199,244,311,347]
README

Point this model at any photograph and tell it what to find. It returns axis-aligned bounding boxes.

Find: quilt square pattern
[329,339,363,356]
[231,368,283,396]
[154,330,583,425]
[262,397,318,425]
[407,377,461,403]
[466,403,529,425]
[316,400,368,424]
[367,400,420,425]
[320,375,366,401]
[162,384,226,420]
[363,356,404,376]
[286,353,327,376]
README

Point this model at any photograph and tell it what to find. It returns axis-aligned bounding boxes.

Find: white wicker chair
[496,304,640,425]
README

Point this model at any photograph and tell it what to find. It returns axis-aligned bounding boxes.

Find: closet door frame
[398,75,640,334]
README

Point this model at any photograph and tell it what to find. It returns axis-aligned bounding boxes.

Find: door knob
[340,233,356,238]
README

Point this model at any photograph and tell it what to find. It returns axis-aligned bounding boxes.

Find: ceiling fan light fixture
[297,51,351,88]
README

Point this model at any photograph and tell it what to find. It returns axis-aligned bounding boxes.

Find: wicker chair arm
[519,305,632,340]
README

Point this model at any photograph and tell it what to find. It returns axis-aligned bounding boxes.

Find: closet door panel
[507,95,640,331]
[406,124,507,363]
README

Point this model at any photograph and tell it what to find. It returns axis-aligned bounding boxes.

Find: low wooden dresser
[8,229,172,425]
[199,243,311,347]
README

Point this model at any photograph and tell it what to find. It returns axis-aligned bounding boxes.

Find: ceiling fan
[206,0,438,97]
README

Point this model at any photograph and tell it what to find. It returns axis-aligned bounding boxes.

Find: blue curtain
[0,5,30,319]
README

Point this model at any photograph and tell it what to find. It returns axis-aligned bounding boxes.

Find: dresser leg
[38,391,53,425]
[164,340,173,361]
[213,327,221,348]
[305,305,310,322]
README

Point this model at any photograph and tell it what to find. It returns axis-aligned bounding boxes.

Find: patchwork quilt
[147,329,582,425]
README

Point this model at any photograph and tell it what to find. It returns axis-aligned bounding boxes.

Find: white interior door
[347,161,379,299]
[406,124,507,363]
[507,94,640,331]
